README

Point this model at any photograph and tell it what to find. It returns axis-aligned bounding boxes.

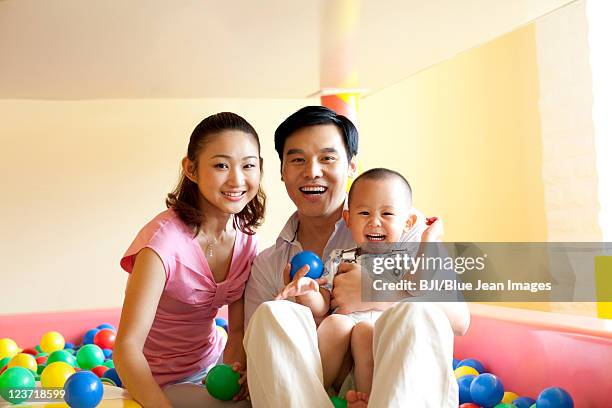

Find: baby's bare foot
[346,390,369,408]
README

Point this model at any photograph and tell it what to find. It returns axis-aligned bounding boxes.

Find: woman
[114,112,265,407]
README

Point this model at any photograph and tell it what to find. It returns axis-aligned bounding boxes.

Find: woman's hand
[231,362,249,401]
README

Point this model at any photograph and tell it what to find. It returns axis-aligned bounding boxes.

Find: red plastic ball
[35,356,48,365]
[93,329,116,350]
[459,404,481,408]
[90,365,109,378]
[22,348,38,356]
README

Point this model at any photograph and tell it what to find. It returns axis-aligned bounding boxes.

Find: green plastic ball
[46,350,77,367]
[331,395,348,408]
[36,364,46,375]
[102,359,115,368]
[494,404,517,408]
[205,364,240,401]
[0,366,36,404]
[0,357,10,370]
[76,344,105,370]
[34,345,42,353]
[100,377,116,386]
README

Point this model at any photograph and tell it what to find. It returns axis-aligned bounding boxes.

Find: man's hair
[274,106,359,164]
[348,168,413,207]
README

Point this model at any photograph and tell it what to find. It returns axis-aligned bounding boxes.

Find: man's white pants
[244,301,458,408]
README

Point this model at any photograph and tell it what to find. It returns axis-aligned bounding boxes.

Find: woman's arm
[223,297,246,367]
[114,248,172,408]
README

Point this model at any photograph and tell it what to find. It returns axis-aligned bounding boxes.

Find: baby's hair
[348,168,413,207]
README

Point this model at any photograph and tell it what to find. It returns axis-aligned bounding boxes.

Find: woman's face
[185,130,261,216]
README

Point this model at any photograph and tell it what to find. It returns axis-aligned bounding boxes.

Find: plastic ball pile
[0,323,119,407]
[453,357,574,408]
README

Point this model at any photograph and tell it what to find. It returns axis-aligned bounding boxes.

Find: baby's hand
[275,276,320,300]
[276,263,327,300]
[422,216,443,242]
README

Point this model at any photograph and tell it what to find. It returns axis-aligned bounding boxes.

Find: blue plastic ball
[536,387,573,408]
[64,342,75,350]
[102,349,112,359]
[83,329,100,345]
[458,358,486,374]
[63,371,104,408]
[470,373,504,407]
[289,251,323,280]
[452,358,460,370]
[513,396,536,408]
[96,323,116,331]
[101,368,122,388]
[457,374,476,404]
[215,317,229,333]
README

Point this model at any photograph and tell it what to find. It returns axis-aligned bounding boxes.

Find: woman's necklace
[206,237,217,258]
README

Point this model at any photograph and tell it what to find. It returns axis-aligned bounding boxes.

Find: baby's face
[343,178,415,244]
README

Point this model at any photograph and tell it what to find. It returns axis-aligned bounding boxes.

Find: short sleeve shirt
[120,209,257,387]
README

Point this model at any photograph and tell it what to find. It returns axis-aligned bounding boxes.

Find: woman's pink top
[120,209,257,387]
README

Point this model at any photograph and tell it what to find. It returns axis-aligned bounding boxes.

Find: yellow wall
[0,98,312,314]
[360,24,547,243]
[360,25,554,313]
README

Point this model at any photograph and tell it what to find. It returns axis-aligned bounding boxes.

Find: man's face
[281,124,356,219]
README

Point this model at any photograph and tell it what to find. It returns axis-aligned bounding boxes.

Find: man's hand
[330,262,362,314]
[276,263,328,300]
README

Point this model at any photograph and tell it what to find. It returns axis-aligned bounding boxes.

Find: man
[244,106,469,407]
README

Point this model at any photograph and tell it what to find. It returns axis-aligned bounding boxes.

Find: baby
[276,167,442,408]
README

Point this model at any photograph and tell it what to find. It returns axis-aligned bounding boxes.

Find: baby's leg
[317,314,355,389]
[351,320,375,395]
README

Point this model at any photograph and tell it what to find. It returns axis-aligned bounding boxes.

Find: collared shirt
[244,209,426,326]
[244,211,353,325]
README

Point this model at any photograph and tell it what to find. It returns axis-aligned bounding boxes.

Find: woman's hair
[166,112,266,235]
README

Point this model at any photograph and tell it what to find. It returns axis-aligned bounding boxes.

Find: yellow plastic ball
[454,365,479,379]
[40,331,65,354]
[8,353,37,372]
[40,361,75,388]
[502,391,520,403]
[216,325,228,340]
[0,338,19,360]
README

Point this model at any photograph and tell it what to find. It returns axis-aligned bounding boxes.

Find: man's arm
[330,262,395,314]
[244,253,279,328]
[435,302,470,336]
